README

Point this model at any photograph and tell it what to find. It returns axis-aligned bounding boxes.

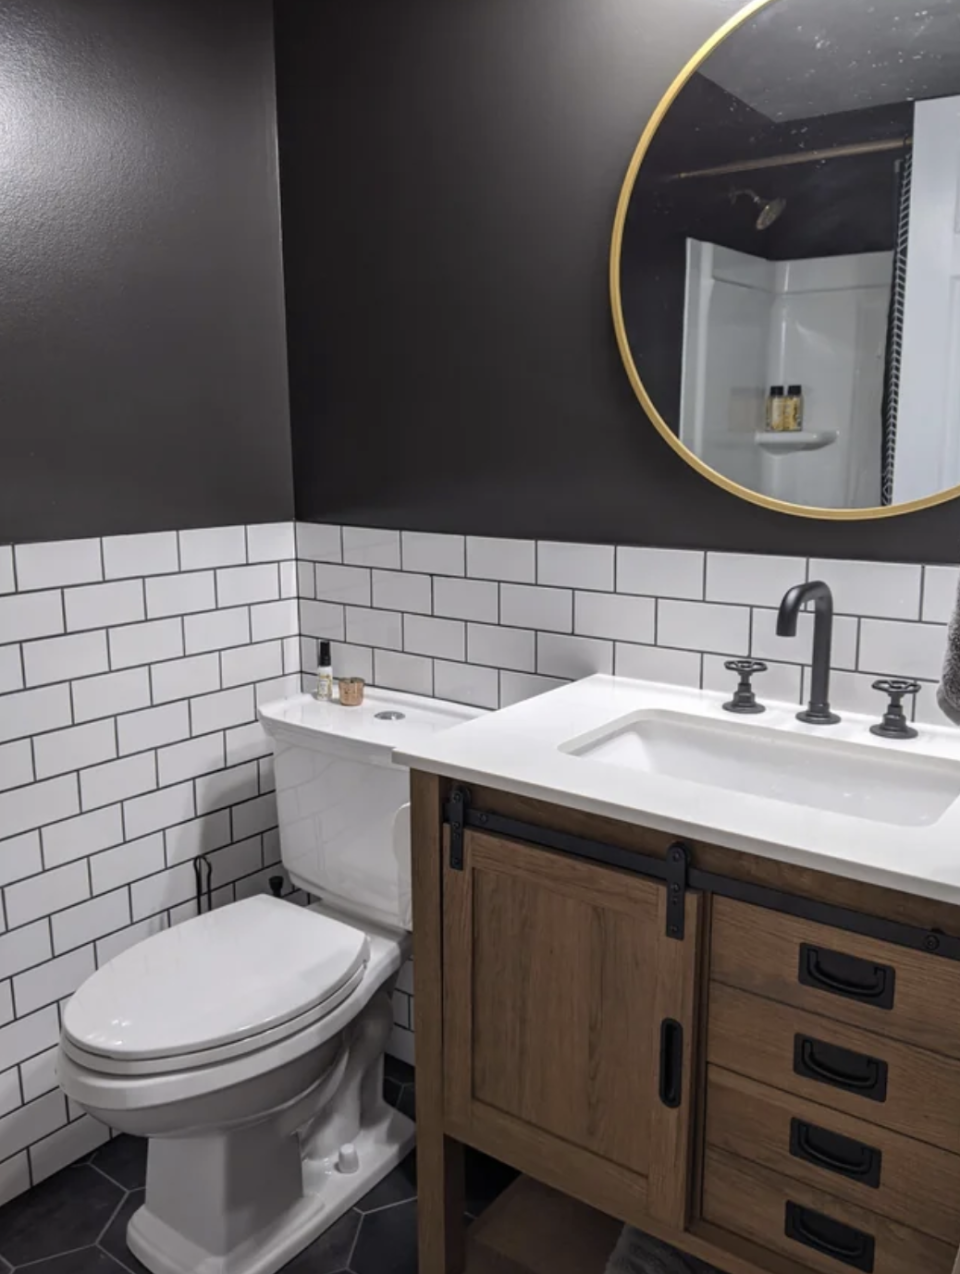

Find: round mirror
[612,0,960,519]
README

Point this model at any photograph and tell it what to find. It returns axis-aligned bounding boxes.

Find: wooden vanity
[411,772,960,1274]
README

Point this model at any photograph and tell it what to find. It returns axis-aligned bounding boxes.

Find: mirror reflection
[617,0,960,514]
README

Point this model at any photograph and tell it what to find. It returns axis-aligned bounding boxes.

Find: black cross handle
[870,679,921,740]
[722,659,768,715]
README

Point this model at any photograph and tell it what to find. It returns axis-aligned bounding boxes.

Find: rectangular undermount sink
[562,710,960,828]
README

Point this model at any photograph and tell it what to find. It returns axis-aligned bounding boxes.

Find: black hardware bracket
[447,787,469,871]
[664,842,689,939]
[440,798,960,962]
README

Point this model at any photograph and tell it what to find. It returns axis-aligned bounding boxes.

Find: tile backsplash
[0,524,301,1204]
[1,517,957,1206]
[297,524,955,728]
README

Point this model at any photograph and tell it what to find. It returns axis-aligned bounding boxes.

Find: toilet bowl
[57,688,481,1274]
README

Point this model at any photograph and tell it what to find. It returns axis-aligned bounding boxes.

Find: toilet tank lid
[259,688,484,762]
[63,897,369,1061]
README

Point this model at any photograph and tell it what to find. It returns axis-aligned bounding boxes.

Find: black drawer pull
[794,1035,888,1103]
[785,1202,875,1271]
[658,1018,683,1108]
[799,944,895,1010]
[790,1118,882,1188]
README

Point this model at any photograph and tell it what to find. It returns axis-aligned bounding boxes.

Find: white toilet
[57,688,479,1274]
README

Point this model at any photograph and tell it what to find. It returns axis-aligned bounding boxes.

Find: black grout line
[90,1169,132,1227]
[96,1246,141,1274]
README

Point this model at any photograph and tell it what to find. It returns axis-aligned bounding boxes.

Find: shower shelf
[754,429,838,454]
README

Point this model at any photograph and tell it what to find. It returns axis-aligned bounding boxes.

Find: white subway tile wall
[0,523,299,1203]
[1,518,957,1203]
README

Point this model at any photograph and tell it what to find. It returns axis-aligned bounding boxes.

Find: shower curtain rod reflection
[667,136,910,181]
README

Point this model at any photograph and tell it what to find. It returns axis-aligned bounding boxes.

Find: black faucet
[776,581,840,725]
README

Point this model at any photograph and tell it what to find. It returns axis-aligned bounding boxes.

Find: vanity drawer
[710,897,960,1059]
[704,1065,960,1245]
[707,982,960,1153]
[702,1147,955,1274]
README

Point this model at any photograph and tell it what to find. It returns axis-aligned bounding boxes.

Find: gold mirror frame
[609,0,960,521]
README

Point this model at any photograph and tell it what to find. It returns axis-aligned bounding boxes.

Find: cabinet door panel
[472,862,655,1171]
[444,829,700,1229]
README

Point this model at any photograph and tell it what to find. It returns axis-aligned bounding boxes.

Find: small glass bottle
[315,639,334,701]
[766,386,785,432]
[784,384,804,432]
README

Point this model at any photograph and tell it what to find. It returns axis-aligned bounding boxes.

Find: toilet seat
[62,896,370,1075]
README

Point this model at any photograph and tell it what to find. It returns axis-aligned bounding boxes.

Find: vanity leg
[416,1131,465,1274]
[412,771,466,1273]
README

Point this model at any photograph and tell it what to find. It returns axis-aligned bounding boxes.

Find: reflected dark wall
[623,79,910,427]
[0,0,292,544]
[277,0,960,561]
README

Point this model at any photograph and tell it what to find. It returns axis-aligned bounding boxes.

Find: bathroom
[2,0,960,1271]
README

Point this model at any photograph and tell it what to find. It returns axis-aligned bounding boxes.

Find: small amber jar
[338,677,365,707]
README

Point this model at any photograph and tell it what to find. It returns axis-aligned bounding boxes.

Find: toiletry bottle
[766,386,785,432]
[315,640,334,701]
[784,384,804,432]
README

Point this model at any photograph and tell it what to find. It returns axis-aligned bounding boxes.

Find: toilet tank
[259,689,482,930]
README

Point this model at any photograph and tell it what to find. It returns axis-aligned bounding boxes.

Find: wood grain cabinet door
[442,829,701,1231]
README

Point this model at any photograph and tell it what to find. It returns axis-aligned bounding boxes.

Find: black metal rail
[444,788,960,964]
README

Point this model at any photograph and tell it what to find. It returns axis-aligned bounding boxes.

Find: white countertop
[394,675,960,908]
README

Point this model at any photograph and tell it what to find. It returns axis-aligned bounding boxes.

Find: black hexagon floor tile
[281,1208,361,1272]
[354,1153,417,1213]
[396,1085,415,1123]
[98,1189,149,1274]
[3,1068,519,1274]
[89,1137,147,1192]
[0,1164,123,1268]
[11,1249,129,1273]
[349,1199,418,1274]
[383,1056,414,1088]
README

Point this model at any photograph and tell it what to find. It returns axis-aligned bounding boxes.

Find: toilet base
[127,1101,415,1274]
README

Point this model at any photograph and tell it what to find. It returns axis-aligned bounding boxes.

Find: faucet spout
[777,581,840,726]
[776,584,808,638]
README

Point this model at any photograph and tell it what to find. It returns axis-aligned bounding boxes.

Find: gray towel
[938,574,960,725]
[604,1226,717,1274]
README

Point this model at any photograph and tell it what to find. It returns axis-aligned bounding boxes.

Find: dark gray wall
[277,0,960,563]
[0,0,292,545]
